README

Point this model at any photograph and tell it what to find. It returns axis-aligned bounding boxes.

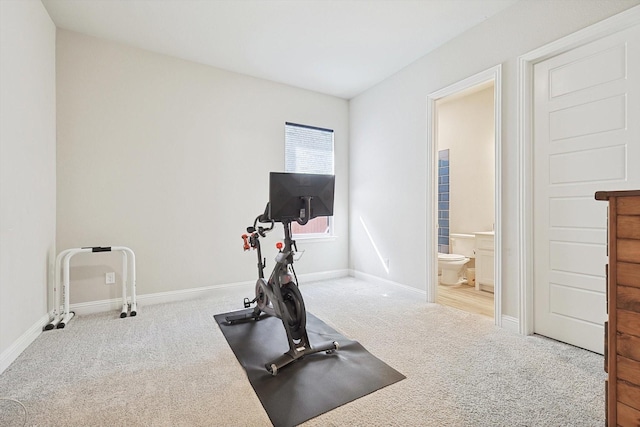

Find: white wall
[0,0,56,370]
[349,0,640,318]
[56,30,349,304]
[437,85,494,235]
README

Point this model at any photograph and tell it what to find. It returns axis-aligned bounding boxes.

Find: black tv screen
[269,172,335,222]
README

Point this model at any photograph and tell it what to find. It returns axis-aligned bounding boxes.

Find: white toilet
[438,233,475,285]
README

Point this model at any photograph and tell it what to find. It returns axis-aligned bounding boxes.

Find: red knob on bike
[276,242,283,250]
[242,234,250,251]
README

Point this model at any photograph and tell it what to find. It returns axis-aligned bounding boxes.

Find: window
[284,122,334,237]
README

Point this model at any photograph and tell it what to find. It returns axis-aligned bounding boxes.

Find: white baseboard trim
[349,269,427,296]
[350,270,523,333]
[1,270,351,373]
[70,280,256,316]
[299,269,350,284]
[69,297,126,315]
[501,315,520,333]
[70,269,351,316]
[0,313,49,375]
[2,269,519,375]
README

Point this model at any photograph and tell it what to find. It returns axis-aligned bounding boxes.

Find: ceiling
[41,0,518,99]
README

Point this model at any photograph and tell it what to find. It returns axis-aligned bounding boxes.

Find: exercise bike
[225,198,339,376]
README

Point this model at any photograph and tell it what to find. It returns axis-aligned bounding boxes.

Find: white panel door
[533,24,640,354]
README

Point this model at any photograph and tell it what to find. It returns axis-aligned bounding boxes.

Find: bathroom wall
[436,85,494,236]
[437,149,450,253]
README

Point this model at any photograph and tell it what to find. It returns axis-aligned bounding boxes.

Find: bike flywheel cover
[281,283,306,340]
[255,278,270,311]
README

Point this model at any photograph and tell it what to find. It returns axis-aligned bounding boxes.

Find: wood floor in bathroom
[436,283,494,318]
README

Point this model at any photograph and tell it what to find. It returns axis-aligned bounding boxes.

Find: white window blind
[284,122,334,237]
[285,122,334,174]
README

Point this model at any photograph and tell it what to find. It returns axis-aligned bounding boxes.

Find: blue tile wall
[438,149,450,254]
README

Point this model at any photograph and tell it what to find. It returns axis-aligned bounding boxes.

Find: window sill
[292,235,337,243]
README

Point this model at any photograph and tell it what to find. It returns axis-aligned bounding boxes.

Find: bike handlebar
[252,216,274,237]
[251,203,274,237]
[242,204,274,251]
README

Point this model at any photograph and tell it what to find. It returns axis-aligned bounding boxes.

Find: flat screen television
[269,172,335,222]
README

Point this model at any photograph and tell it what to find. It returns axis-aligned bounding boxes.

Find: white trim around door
[426,64,503,326]
[517,5,640,336]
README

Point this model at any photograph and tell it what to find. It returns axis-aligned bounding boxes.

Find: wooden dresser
[595,190,640,427]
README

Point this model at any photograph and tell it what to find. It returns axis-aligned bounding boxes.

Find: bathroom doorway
[426,65,502,324]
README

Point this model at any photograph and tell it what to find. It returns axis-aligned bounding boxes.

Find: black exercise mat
[214,309,405,427]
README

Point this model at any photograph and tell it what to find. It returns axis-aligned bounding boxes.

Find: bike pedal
[243,297,251,308]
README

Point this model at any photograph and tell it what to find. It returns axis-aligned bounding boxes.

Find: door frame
[517,5,640,335]
[426,64,503,326]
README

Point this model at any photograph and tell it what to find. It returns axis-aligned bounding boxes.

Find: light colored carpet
[0,277,605,426]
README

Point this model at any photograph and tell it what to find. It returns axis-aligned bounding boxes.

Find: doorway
[518,8,640,353]
[426,65,503,325]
